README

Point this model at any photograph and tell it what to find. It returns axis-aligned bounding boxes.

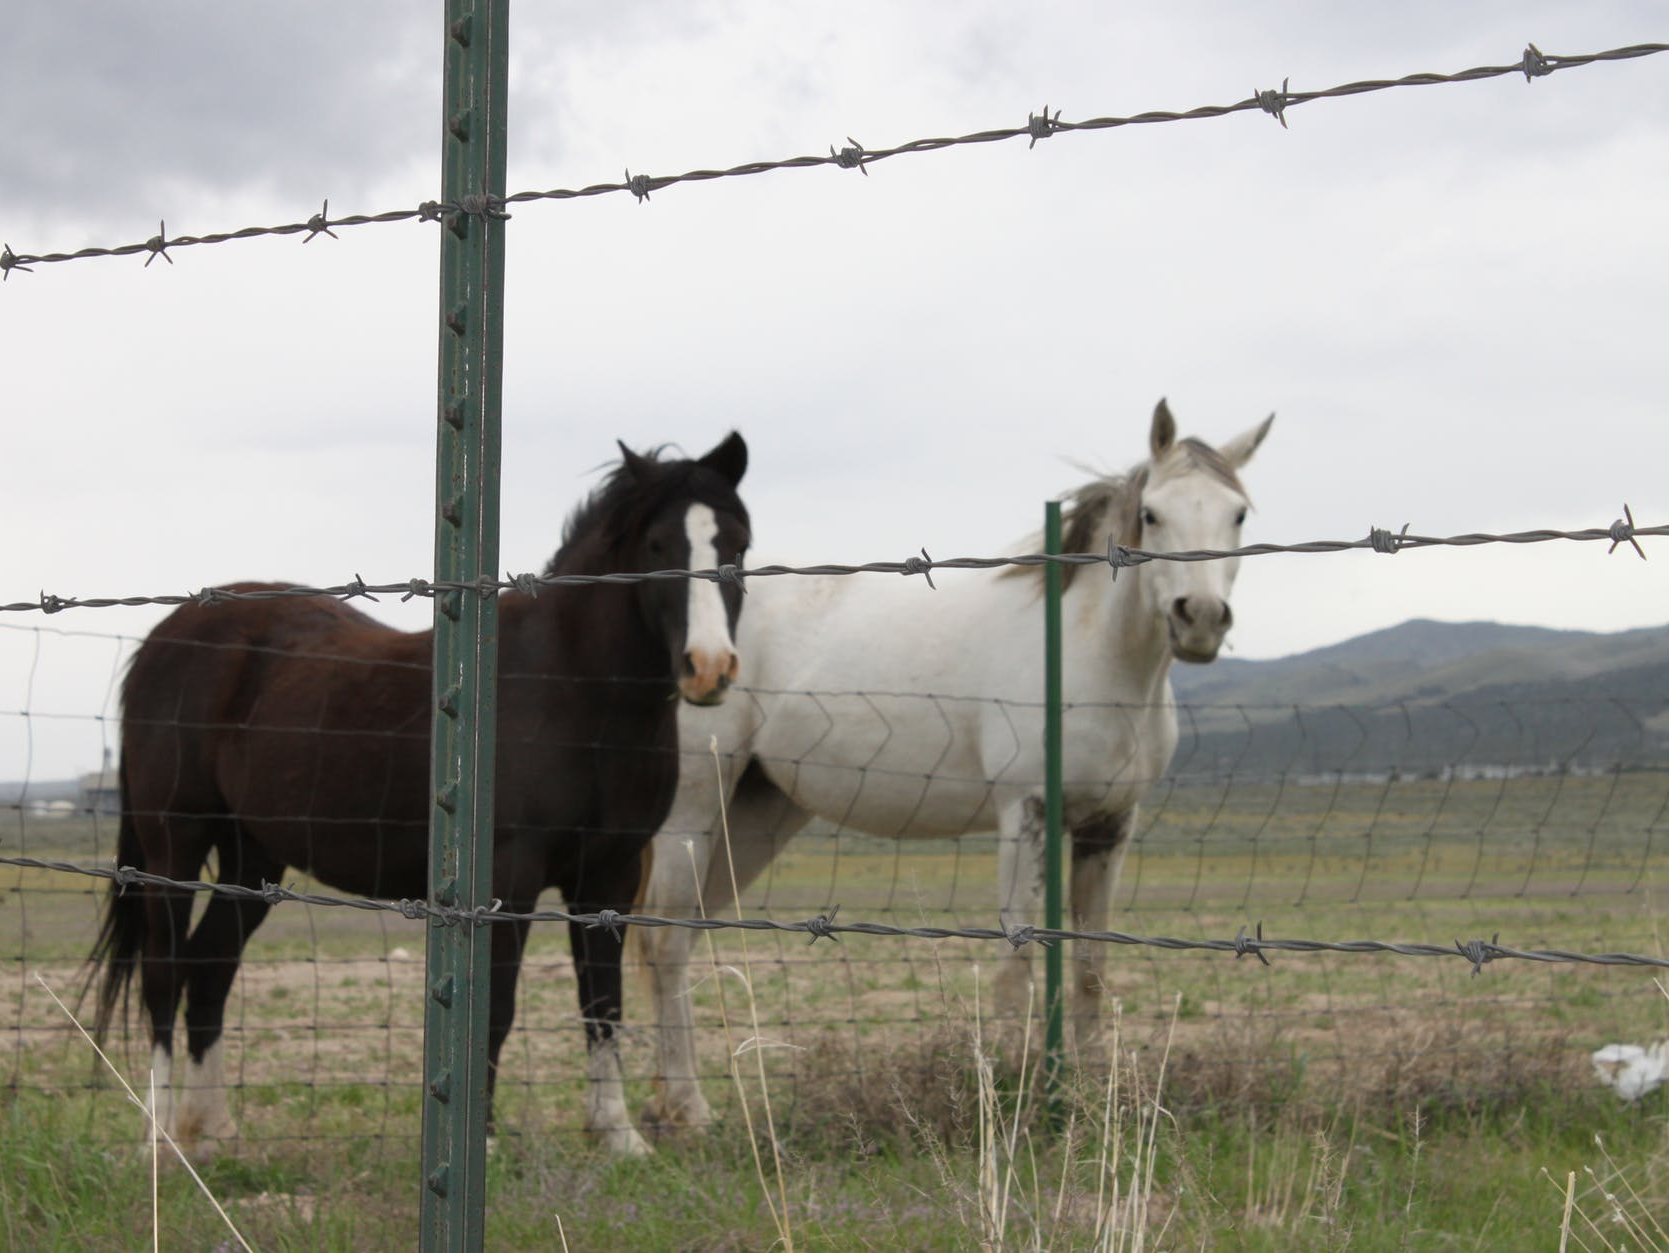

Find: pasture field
[3,772,1668,1248]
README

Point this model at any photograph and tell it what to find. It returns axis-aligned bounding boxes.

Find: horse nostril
[682,653,697,678]
[1221,603,1234,629]
[1172,597,1193,626]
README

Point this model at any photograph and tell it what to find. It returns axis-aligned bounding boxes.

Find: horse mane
[545,445,747,577]
[1011,438,1248,591]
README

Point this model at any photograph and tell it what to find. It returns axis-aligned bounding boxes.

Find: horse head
[1128,399,1272,664]
[613,431,751,705]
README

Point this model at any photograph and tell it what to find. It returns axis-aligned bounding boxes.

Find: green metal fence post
[421,2,509,1248]
[1043,501,1065,1097]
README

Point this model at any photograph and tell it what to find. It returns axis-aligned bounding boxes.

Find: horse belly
[225,728,433,898]
[752,692,1000,838]
[201,642,432,898]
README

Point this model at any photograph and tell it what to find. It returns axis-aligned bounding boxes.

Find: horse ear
[1218,413,1274,469]
[617,440,652,482]
[698,430,748,486]
[1150,399,1177,461]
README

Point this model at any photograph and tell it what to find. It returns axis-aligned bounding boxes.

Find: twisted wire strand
[2,516,1660,616]
[8,853,1668,973]
[3,42,1663,277]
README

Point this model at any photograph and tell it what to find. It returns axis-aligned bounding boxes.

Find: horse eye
[1141,507,1158,528]
[1234,509,1247,527]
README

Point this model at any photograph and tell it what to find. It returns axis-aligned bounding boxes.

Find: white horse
[636,399,1272,1130]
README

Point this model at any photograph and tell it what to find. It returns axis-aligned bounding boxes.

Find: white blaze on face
[680,503,738,700]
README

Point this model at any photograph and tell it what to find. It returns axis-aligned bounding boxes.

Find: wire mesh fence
[4,616,1667,1154]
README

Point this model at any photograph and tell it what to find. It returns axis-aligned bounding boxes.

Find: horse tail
[87,752,145,1045]
[625,835,657,994]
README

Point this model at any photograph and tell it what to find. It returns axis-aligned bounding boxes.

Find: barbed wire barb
[303,199,338,244]
[1609,504,1646,560]
[144,221,173,268]
[903,548,936,589]
[805,905,841,945]
[1234,922,1272,966]
[1457,933,1501,976]
[1255,78,1291,128]
[1027,105,1062,148]
[830,138,868,174]
[1369,523,1410,555]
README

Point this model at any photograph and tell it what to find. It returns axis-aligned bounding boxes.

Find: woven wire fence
[4,616,1667,1151]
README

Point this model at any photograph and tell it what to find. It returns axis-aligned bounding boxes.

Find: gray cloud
[0,2,721,230]
[0,5,434,221]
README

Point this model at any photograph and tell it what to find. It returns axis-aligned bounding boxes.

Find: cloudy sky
[1,2,1664,780]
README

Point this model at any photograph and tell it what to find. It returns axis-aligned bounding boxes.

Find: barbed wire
[4,41,1664,279]
[0,510,1655,616]
[6,852,1668,975]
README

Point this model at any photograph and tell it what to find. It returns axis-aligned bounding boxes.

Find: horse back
[125,583,418,725]
[121,586,435,889]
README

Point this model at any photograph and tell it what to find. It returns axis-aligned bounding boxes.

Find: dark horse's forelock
[547,448,749,576]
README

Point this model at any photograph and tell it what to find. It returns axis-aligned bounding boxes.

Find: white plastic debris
[1591,1041,1669,1101]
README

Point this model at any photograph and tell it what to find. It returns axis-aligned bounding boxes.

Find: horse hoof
[638,1095,713,1137]
[596,1124,652,1157]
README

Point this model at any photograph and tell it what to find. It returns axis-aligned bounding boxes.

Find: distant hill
[1165,619,1669,779]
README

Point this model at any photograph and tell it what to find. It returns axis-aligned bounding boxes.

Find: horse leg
[641,762,807,1132]
[568,900,650,1157]
[1069,809,1134,1049]
[137,842,207,1142]
[139,888,192,1139]
[638,820,718,1133]
[174,836,282,1158]
[561,842,655,1157]
[637,739,735,1134]
[994,795,1048,1025]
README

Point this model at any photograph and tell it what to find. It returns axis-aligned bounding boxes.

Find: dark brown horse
[89,432,750,1157]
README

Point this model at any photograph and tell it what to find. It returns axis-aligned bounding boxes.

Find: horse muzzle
[678,646,740,706]
[1167,595,1232,665]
